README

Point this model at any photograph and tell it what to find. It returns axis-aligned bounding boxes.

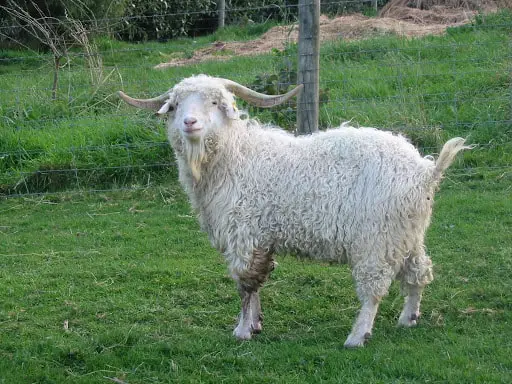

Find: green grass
[0,12,511,381]
[0,180,511,383]
[0,11,511,194]
[0,12,512,378]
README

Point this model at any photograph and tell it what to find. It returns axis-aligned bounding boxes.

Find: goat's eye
[212,101,218,105]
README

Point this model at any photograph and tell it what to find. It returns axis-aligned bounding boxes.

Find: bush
[226,0,390,26]
[1,1,392,46]
[118,0,217,41]
[226,0,297,25]
[0,0,126,49]
[321,0,389,17]
[249,44,329,130]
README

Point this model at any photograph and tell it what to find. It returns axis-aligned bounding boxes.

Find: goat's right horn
[118,91,169,111]
[220,79,303,108]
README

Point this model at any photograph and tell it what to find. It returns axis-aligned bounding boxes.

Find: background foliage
[118,0,217,41]
[0,0,391,45]
[0,0,126,48]
[0,10,510,195]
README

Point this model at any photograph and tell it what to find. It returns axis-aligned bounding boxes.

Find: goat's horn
[220,79,303,108]
[118,91,169,111]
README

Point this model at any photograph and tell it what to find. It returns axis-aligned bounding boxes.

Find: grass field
[0,9,511,384]
[0,181,511,383]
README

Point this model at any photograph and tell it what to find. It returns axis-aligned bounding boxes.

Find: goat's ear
[220,99,239,119]
[157,99,174,115]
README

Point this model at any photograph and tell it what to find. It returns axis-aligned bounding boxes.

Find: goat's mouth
[183,126,203,136]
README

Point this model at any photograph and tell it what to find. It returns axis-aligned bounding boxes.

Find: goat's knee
[400,250,434,288]
[352,263,395,300]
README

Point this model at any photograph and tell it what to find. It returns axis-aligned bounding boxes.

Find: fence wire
[0,2,511,197]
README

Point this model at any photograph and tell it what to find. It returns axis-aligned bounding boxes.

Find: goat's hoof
[344,332,370,348]
[233,327,252,341]
[398,312,420,327]
[251,322,263,334]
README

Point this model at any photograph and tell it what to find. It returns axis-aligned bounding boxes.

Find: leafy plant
[0,0,112,100]
[119,0,217,41]
[225,0,391,25]
[250,44,329,130]
[226,0,298,25]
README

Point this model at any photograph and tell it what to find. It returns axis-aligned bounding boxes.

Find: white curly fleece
[155,74,468,347]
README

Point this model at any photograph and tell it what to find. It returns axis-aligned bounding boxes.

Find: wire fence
[0,1,511,197]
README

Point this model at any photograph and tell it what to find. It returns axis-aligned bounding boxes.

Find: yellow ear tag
[232,102,238,111]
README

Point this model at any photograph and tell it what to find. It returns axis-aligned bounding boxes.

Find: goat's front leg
[233,285,254,340]
[232,247,274,340]
[233,285,263,340]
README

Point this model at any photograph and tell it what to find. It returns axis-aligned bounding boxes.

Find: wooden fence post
[297,0,320,134]
[218,0,225,29]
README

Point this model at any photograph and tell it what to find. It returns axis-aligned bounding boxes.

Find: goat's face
[164,88,239,142]
[118,75,302,180]
[118,76,302,132]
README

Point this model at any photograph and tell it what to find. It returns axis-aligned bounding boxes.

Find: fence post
[218,0,225,29]
[297,0,320,134]
[372,0,378,12]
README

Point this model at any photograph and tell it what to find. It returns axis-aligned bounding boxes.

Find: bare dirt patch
[154,3,499,69]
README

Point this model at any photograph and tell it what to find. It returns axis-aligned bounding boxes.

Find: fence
[0,1,511,197]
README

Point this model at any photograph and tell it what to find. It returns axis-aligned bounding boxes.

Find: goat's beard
[184,137,207,182]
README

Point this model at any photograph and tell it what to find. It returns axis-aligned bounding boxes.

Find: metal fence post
[297,0,320,134]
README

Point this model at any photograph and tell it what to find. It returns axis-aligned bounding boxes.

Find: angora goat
[119,74,469,347]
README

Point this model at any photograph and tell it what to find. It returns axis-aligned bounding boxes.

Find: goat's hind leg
[344,261,395,348]
[344,294,382,348]
[398,283,423,327]
[398,248,433,327]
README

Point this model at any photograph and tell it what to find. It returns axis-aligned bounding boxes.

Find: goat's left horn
[220,79,303,108]
[118,91,169,111]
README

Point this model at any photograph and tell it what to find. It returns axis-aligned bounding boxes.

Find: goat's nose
[184,117,197,127]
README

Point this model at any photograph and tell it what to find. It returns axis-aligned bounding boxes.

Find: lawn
[0,9,511,384]
[0,181,511,383]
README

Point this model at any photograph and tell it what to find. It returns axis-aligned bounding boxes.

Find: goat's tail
[433,137,472,180]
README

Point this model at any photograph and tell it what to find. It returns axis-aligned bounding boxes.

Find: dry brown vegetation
[155,0,509,69]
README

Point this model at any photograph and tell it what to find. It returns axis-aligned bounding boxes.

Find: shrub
[0,0,126,49]
[226,0,390,26]
[249,44,329,130]
[118,0,217,41]
[226,0,297,25]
